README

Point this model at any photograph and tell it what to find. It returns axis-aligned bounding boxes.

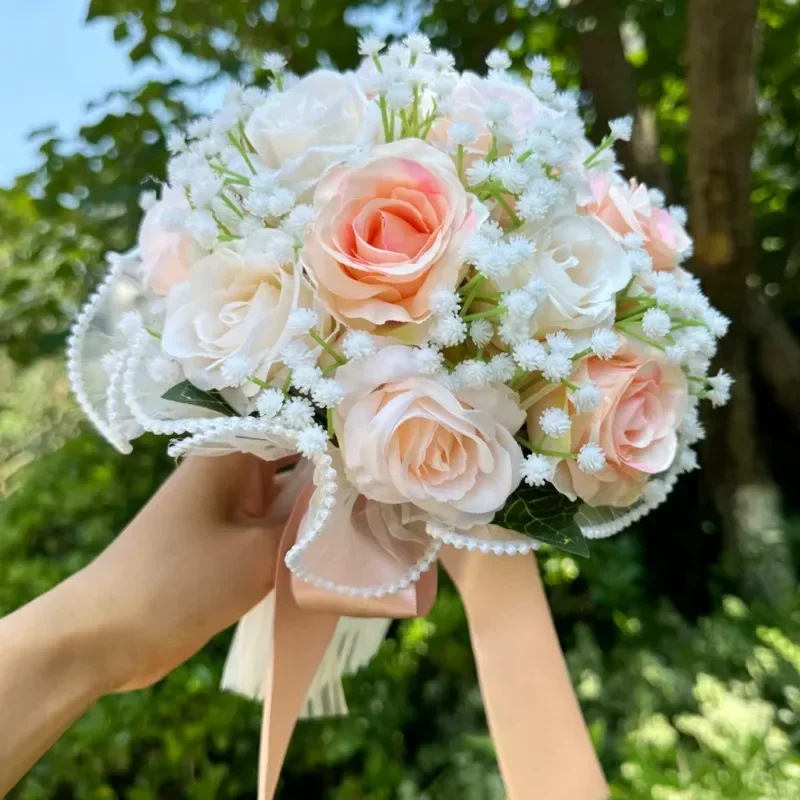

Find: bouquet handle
[253,480,609,799]
[441,546,608,800]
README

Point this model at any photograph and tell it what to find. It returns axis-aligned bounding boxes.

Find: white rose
[138,186,204,296]
[244,70,381,200]
[430,72,549,158]
[162,229,329,392]
[498,215,631,341]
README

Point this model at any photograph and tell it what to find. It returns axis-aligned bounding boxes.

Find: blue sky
[0,0,210,187]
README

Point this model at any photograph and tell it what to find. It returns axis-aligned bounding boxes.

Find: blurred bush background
[2,0,800,797]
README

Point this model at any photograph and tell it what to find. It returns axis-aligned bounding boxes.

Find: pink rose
[138,186,204,295]
[583,175,691,270]
[302,139,483,340]
[526,341,688,507]
[333,345,524,529]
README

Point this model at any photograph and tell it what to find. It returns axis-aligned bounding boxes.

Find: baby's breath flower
[147,355,181,385]
[119,310,144,338]
[488,353,516,383]
[669,205,688,226]
[430,314,467,347]
[526,54,551,75]
[609,115,633,142]
[469,319,494,348]
[414,346,445,374]
[542,352,573,382]
[648,187,666,207]
[642,307,672,339]
[281,397,315,429]
[486,49,511,72]
[342,330,377,360]
[404,33,431,55]
[522,453,553,487]
[139,190,157,211]
[546,331,575,357]
[591,328,620,360]
[539,407,572,437]
[220,354,253,387]
[505,288,538,320]
[430,288,461,317]
[292,364,323,393]
[577,442,606,474]
[256,388,284,419]
[358,36,385,57]
[296,425,329,456]
[466,159,493,186]
[263,52,287,73]
[312,378,345,408]
[513,340,547,371]
[571,381,603,412]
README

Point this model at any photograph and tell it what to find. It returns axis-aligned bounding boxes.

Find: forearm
[0,575,108,794]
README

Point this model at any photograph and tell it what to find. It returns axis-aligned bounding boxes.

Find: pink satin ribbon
[257,482,609,800]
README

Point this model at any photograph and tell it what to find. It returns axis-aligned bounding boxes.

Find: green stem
[248,375,281,392]
[583,135,613,169]
[219,191,245,219]
[516,148,533,163]
[459,273,485,296]
[457,144,465,183]
[145,327,162,340]
[227,131,256,174]
[378,96,392,143]
[212,211,235,239]
[237,121,256,154]
[616,298,656,322]
[515,435,577,460]
[372,54,383,74]
[492,192,522,229]
[282,370,293,393]
[463,306,506,322]
[615,325,666,352]
[210,162,251,183]
[327,407,335,438]
[460,275,486,318]
[309,330,346,365]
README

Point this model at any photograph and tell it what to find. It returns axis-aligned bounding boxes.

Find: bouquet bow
[227,460,609,800]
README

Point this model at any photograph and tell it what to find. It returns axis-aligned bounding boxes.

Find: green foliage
[493,486,588,557]
[161,380,238,417]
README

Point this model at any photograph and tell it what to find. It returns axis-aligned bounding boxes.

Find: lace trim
[66,253,135,453]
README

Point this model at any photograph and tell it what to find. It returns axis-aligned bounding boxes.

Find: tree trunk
[574,0,671,192]
[687,0,794,606]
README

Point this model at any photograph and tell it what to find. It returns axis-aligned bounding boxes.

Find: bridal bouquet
[68,36,729,799]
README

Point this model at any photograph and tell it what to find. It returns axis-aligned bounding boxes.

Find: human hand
[65,452,295,693]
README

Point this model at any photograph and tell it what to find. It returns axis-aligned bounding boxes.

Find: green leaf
[161,380,238,417]
[493,486,589,557]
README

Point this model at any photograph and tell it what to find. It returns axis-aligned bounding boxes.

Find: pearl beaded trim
[285,451,442,598]
[66,252,137,453]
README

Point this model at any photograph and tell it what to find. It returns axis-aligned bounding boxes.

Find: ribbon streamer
[251,478,609,800]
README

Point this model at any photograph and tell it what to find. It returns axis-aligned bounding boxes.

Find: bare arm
[0,454,290,794]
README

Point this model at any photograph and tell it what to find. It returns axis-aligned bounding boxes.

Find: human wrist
[42,571,126,700]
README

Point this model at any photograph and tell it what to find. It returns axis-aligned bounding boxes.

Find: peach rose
[138,186,204,295]
[526,341,688,507]
[302,139,484,340]
[333,345,524,529]
[583,175,691,270]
